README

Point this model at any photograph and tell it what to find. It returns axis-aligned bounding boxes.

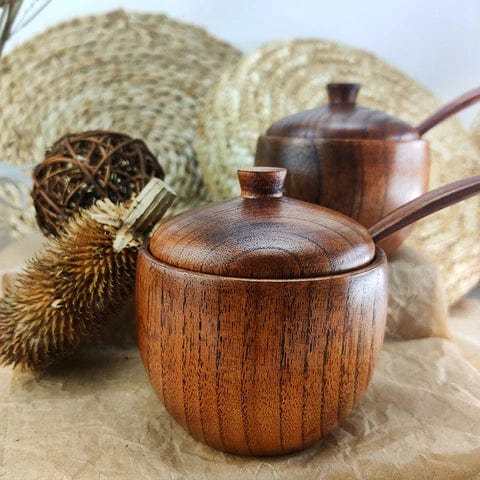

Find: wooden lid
[149,167,375,279]
[265,83,418,140]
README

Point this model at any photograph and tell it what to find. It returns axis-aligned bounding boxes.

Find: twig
[0,0,52,56]
[0,0,22,55]
[11,0,51,33]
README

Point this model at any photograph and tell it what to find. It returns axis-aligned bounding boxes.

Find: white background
[5,0,480,125]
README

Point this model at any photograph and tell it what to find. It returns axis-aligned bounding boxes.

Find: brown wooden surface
[255,137,430,254]
[136,247,387,456]
[149,168,375,278]
[237,166,286,198]
[255,83,480,255]
[264,83,418,141]
[369,175,480,243]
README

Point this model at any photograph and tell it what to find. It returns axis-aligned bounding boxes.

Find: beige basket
[0,10,241,237]
[195,39,480,304]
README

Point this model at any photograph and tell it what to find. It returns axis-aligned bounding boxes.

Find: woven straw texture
[0,9,241,237]
[195,39,480,305]
[0,178,34,237]
[473,113,480,149]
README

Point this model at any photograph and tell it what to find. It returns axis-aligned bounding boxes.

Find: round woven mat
[0,9,241,237]
[195,39,480,304]
[0,178,34,238]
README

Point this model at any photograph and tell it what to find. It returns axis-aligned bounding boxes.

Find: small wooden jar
[136,167,388,456]
[255,83,430,254]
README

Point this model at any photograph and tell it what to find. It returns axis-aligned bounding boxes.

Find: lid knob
[327,83,360,105]
[238,167,287,198]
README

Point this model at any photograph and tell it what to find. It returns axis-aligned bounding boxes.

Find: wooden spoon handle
[416,86,480,136]
[369,176,480,244]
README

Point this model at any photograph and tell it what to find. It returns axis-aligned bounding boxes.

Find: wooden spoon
[370,175,480,243]
[416,86,480,136]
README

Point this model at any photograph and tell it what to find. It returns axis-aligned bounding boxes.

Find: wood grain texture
[255,137,430,254]
[149,168,376,278]
[265,83,418,141]
[136,246,387,456]
[237,166,286,198]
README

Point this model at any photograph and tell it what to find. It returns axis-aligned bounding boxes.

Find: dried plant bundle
[0,0,52,55]
[0,0,22,55]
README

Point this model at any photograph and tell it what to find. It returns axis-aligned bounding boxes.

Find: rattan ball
[32,130,164,236]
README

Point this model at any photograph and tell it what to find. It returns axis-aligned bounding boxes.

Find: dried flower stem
[0,0,22,55]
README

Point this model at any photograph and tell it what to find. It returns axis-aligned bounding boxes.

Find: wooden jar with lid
[137,167,388,456]
[136,166,480,456]
[255,83,430,254]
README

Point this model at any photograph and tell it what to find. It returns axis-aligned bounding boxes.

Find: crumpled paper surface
[1,336,480,479]
[387,247,449,340]
[1,235,479,479]
[450,297,480,371]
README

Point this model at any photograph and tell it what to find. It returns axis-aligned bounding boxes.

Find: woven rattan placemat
[195,39,480,304]
[473,112,480,149]
[0,9,241,237]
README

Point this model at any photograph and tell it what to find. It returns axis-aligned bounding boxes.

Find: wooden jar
[255,83,430,254]
[136,167,388,456]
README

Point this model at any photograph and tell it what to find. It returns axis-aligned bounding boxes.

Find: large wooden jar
[136,167,388,456]
[255,83,430,254]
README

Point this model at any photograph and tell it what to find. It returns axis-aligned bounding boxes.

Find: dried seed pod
[0,178,175,370]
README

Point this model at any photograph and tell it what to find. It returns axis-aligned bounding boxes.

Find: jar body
[136,246,388,456]
[255,137,430,254]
